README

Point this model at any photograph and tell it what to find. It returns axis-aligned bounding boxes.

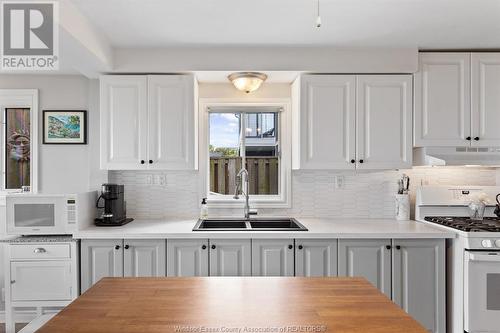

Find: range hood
[413,147,500,166]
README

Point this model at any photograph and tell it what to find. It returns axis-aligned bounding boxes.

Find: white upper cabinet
[148,75,197,169]
[292,74,411,170]
[356,75,412,169]
[100,76,148,169]
[292,75,356,170]
[471,53,500,147]
[100,74,197,170]
[414,53,471,147]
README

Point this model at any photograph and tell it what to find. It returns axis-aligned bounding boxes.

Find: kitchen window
[200,100,291,208]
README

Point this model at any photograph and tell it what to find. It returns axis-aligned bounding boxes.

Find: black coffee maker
[95,184,134,226]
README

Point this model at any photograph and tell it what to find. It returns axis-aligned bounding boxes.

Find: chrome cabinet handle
[33,248,46,254]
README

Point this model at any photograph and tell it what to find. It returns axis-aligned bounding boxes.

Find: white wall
[0,75,104,194]
[0,74,105,313]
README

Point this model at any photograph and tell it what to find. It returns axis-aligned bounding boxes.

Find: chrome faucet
[233,168,257,219]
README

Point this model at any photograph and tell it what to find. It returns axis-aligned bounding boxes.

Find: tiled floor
[0,324,27,333]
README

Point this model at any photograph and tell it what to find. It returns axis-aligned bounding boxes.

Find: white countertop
[73,218,456,239]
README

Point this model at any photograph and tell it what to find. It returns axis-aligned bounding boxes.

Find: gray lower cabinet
[252,239,294,276]
[166,239,209,277]
[295,239,338,277]
[123,239,166,277]
[80,239,124,292]
[338,239,392,298]
[209,239,251,276]
[392,239,445,333]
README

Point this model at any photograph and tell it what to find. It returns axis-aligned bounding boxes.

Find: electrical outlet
[334,175,345,189]
[158,175,166,187]
[146,174,153,185]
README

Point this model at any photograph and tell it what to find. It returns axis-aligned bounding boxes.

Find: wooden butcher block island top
[39,277,426,333]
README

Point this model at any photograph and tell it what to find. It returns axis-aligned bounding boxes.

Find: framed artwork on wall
[43,110,87,144]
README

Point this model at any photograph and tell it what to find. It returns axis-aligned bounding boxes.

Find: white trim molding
[198,98,292,209]
[0,89,39,193]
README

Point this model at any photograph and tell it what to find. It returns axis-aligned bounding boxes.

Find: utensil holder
[395,194,410,221]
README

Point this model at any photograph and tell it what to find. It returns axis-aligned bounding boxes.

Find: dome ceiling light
[228,72,268,93]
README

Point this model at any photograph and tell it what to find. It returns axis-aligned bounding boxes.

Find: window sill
[207,196,290,209]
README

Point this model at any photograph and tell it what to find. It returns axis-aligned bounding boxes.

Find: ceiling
[71,0,500,49]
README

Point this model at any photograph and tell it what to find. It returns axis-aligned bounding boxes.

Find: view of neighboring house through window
[209,111,279,196]
[4,108,31,190]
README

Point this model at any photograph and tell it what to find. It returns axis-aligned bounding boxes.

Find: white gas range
[416,186,500,333]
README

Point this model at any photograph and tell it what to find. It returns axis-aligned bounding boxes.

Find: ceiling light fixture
[228,72,268,93]
[316,0,321,28]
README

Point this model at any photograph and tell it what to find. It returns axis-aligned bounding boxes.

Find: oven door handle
[467,252,500,262]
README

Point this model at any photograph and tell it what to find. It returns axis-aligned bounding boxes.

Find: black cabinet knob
[466,136,471,141]
[386,245,391,250]
[124,245,129,250]
[115,245,120,250]
[298,245,303,250]
[350,159,355,164]
[396,245,401,250]
[359,159,364,164]
[211,244,216,250]
[140,160,145,164]
[201,245,207,250]
[149,160,153,164]
[288,245,293,250]
[474,137,480,141]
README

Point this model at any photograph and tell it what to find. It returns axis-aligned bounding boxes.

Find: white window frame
[0,89,39,193]
[199,98,291,208]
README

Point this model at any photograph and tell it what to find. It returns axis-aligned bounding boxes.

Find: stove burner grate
[424,216,500,232]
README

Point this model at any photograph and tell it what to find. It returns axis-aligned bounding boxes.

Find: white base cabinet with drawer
[80,239,166,292]
[3,241,79,333]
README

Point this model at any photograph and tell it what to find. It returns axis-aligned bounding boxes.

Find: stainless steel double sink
[193,218,308,231]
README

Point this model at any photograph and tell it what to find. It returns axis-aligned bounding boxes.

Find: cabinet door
[392,239,445,333]
[123,239,166,277]
[80,239,123,292]
[414,53,471,147]
[10,261,72,301]
[293,75,356,169]
[251,239,294,276]
[148,75,196,170]
[166,239,208,277]
[295,239,337,277]
[338,239,392,298]
[356,75,412,169]
[209,239,251,276]
[100,75,148,170]
[471,53,500,147]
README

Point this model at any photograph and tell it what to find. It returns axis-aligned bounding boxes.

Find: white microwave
[6,192,97,235]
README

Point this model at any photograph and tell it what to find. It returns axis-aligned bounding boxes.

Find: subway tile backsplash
[109,168,498,220]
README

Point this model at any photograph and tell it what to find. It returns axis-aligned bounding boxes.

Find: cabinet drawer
[10,244,71,259]
[10,261,73,301]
